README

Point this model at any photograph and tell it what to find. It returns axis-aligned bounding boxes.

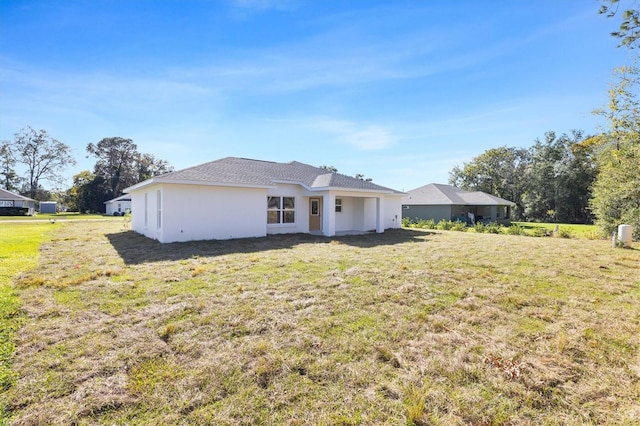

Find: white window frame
[267,196,295,224]
[156,190,162,229]
[335,198,342,213]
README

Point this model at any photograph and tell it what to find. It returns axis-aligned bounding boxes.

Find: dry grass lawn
[3,221,640,425]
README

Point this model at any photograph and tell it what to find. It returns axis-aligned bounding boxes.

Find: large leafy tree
[83,137,173,212]
[522,130,596,223]
[86,137,139,199]
[449,131,596,223]
[449,146,531,220]
[8,127,76,199]
[0,141,21,191]
[86,137,173,199]
[590,65,640,238]
[136,153,173,182]
[68,170,110,213]
[600,0,640,49]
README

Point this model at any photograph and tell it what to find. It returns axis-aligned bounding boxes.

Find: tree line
[449,130,596,224]
[0,134,173,213]
[449,64,639,238]
[449,0,639,238]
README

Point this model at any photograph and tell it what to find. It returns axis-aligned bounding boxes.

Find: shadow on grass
[106,228,435,265]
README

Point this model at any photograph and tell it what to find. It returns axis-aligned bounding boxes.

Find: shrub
[402,218,437,229]
[485,223,503,234]
[451,220,467,232]
[417,219,436,229]
[474,222,487,233]
[507,224,526,236]
[530,227,548,237]
[556,228,573,239]
[436,220,454,230]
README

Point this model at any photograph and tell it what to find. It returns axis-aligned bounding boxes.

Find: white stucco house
[104,194,132,216]
[402,183,516,225]
[123,157,404,243]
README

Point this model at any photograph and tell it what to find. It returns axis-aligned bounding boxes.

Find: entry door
[309,198,322,231]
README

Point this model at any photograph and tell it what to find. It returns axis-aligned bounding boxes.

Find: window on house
[0,201,13,207]
[335,198,342,213]
[268,196,295,224]
[157,190,162,229]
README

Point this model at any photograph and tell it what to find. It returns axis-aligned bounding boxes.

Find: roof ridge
[238,157,278,164]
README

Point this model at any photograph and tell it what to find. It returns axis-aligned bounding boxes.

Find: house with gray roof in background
[402,183,515,225]
[104,194,132,216]
[0,188,36,216]
[124,157,404,243]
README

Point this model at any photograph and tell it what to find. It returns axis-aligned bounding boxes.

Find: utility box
[618,224,633,247]
[39,201,57,214]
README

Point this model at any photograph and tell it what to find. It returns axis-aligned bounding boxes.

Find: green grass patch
[513,222,602,239]
[0,212,121,221]
[0,222,58,422]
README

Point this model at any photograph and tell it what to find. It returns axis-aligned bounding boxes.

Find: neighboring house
[0,188,36,215]
[105,194,132,216]
[402,183,515,225]
[123,157,404,243]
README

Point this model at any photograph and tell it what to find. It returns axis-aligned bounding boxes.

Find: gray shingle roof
[0,188,35,202]
[104,194,132,204]
[403,183,515,206]
[128,157,402,193]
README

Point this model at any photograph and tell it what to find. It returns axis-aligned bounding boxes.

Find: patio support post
[376,197,383,233]
[323,193,336,237]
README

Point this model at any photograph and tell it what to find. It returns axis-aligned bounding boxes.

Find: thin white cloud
[310,117,396,150]
[229,0,298,18]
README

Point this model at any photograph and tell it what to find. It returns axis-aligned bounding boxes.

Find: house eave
[311,186,404,195]
[124,178,275,193]
[268,180,403,195]
[403,202,516,206]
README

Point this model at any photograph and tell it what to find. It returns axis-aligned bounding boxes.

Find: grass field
[2,221,639,425]
[512,222,601,239]
[0,222,60,423]
[0,213,118,221]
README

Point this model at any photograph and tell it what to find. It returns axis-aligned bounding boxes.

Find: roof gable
[104,194,132,204]
[403,183,514,206]
[0,188,35,202]
[126,157,402,194]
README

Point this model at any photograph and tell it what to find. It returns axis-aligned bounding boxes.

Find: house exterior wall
[402,205,452,222]
[266,184,310,235]
[333,193,402,233]
[383,194,403,230]
[106,201,132,215]
[0,198,35,215]
[16,200,36,215]
[130,184,160,241]
[403,204,512,224]
[130,183,267,243]
[128,182,402,242]
[335,196,363,232]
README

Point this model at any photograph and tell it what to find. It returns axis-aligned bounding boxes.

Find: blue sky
[0,0,633,192]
